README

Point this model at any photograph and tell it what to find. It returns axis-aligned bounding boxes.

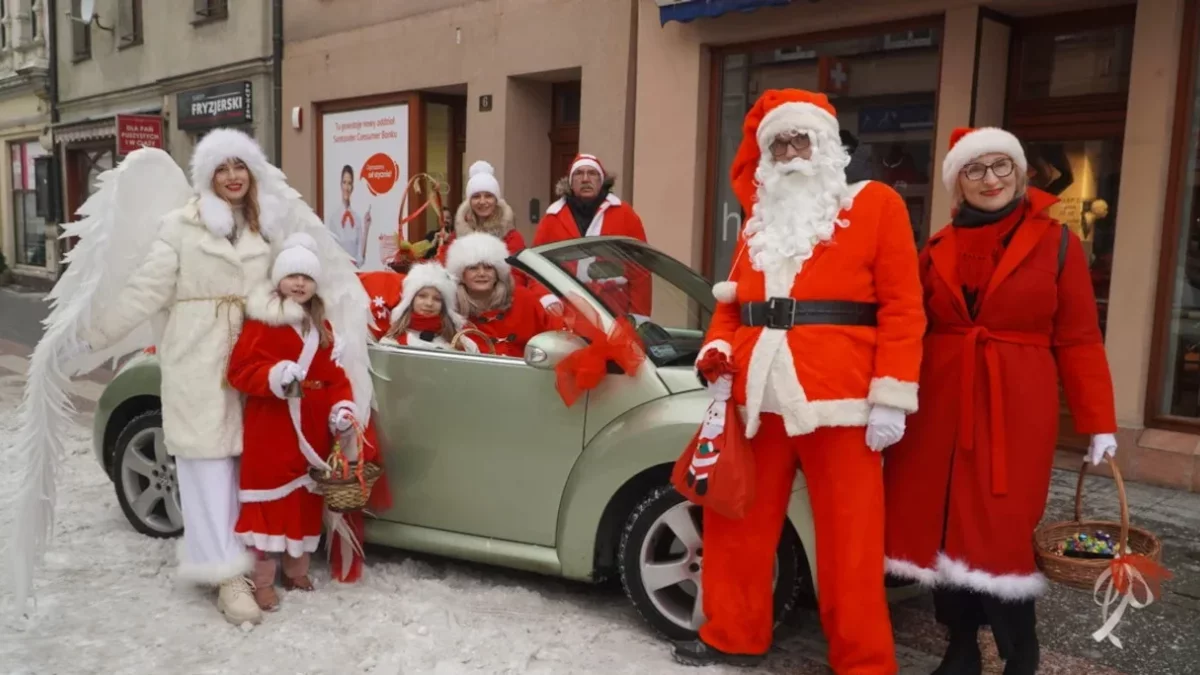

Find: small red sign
[116,114,165,156]
[360,152,400,196]
[818,57,850,96]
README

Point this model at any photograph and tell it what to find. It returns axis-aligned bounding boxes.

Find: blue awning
[659,0,793,26]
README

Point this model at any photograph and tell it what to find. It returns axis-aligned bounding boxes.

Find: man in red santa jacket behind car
[674,89,925,673]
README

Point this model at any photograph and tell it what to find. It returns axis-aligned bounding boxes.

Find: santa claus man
[675,89,925,672]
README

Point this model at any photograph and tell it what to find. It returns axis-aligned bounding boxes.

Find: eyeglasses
[769,133,812,159]
[961,158,1015,181]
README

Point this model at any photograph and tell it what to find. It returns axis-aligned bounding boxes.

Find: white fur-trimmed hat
[444,232,512,283]
[391,262,465,328]
[465,160,501,200]
[272,232,322,288]
[941,127,1028,194]
[190,128,287,240]
[570,153,605,181]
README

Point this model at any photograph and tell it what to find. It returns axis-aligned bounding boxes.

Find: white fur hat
[189,128,287,240]
[391,262,465,328]
[941,127,1028,194]
[465,160,501,200]
[444,232,511,282]
[272,232,322,287]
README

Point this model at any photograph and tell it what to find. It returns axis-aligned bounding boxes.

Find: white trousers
[175,457,253,585]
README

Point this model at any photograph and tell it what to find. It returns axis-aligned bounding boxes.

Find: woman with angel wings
[7,129,374,626]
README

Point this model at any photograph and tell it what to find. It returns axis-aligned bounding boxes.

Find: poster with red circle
[321,104,409,270]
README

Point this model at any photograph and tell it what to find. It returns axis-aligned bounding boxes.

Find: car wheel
[112,411,183,538]
[618,485,804,641]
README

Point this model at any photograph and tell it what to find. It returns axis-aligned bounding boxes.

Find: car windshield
[538,239,714,367]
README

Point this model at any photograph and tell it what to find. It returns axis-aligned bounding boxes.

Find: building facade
[49,0,277,275]
[282,0,1200,491]
[0,0,51,283]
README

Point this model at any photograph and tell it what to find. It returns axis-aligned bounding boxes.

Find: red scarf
[954,201,1026,313]
[408,313,446,334]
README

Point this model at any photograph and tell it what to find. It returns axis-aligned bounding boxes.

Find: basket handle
[451,328,497,355]
[1073,455,1130,554]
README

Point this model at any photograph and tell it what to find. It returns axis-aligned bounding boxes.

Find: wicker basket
[451,327,497,355]
[310,461,383,513]
[1033,457,1163,590]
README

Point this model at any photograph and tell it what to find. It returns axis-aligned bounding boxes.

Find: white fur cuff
[868,377,918,413]
[268,361,294,399]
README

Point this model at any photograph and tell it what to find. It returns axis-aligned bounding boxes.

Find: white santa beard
[745,159,852,295]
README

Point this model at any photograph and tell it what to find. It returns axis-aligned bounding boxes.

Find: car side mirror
[524,331,587,370]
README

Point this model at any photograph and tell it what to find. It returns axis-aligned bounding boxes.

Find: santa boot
[996,601,1039,675]
[932,590,983,675]
[250,556,281,612]
[217,576,263,625]
[282,552,314,591]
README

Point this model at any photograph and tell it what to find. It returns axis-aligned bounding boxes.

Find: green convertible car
[92,236,908,639]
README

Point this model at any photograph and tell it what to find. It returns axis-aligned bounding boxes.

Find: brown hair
[302,294,335,347]
[383,306,458,344]
[212,160,262,236]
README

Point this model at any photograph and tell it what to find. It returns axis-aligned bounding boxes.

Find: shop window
[10,141,49,268]
[706,22,943,280]
[118,0,142,48]
[1151,2,1200,424]
[192,0,228,24]
[1014,25,1133,100]
[71,0,90,61]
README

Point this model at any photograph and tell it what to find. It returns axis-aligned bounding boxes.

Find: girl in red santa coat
[883,127,1118,675]
[445,232,559,358]
[381,262,483,352]
[228,233,363,611]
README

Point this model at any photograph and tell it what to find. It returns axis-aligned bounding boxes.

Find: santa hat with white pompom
[465,160,501,200]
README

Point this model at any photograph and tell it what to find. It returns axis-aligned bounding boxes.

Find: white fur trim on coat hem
[239,474,317,503]
[268,361,293,399]
[868,376,919,413]
[885,557,939,587]
[236,532,322,557]
[936,554,1047,601]
[737,399,871,433]
[175,545,255,585]
[941,127,1028,194]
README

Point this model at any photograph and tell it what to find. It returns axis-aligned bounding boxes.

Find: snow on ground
[0,372,743,675]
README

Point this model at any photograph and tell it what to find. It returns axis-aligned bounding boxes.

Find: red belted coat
[883,188,1117,600]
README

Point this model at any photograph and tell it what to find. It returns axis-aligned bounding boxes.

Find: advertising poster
[321,104,409,271]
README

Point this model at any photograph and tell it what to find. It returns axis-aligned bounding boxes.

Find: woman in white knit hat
[882,126,1118,675]
[438,160,529,286]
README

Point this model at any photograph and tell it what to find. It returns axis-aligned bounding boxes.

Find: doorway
[63,142,115,257]
[420,93,467,239]
[549,82,581,197]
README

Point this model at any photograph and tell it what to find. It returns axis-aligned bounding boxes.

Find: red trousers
[698,415,897,675]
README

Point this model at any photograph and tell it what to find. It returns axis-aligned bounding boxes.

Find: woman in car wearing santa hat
[883,127,1118,675]
[445,232,558,358]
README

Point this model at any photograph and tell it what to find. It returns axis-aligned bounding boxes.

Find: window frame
[1146,0,1200,432]
[70,0,90,62]
[192,0,228,26]
[1,0,9,51]
[118,0,142,49]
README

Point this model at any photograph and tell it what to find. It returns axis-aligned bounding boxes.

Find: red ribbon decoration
[554,297,646,407]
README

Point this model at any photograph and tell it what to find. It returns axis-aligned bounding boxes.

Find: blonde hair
[952,161,1028,209]
[302,294,334,348]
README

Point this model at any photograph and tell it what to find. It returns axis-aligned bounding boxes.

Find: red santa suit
[436,161,529,287]
[687,91,924,674]
[378,261,483,353]
[531,154,651,317]
[883,130,1117,612]
[445,232,559,358]
[228,288,356,558]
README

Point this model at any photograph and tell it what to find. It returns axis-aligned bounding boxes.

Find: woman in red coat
[436,161,529,288]
[228,234,359,611]
[883,128,1118,675]
[445,232,558,358]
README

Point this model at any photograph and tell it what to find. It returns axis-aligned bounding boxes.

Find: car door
[368,345,586,547]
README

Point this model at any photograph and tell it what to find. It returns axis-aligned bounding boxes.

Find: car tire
[618,485,804,641]
[112,410,184,539]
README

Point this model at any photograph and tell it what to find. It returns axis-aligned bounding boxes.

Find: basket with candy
[1054,531,1130,560]
[308,424,381,513]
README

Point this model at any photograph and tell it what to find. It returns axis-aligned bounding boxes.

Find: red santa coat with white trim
[883,189,1117,600]
[532,189,652,316]
[227,289,355,554]
[468,285,559,358]
[700,180,926,438]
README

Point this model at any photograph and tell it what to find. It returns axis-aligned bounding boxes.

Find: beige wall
[55,0,272,107]
[282,0,637,242]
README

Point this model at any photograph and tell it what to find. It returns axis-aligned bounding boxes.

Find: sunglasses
[769,133,812,159]
[961,158,1016,181]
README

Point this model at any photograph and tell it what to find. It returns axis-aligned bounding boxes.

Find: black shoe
[932,628,982,675]
[671,640,766,668]
[1001,635,1039,675]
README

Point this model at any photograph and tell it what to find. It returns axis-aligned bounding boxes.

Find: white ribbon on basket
[1091,558,1156,649]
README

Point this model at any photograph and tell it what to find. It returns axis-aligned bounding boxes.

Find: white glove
[865,404,906,452]
[331,407,356,433]
[1087,433,1118,466]
[278,361,303,387]
[707,374,733,403]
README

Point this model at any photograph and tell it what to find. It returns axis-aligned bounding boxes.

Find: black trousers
[933,588,1039,670]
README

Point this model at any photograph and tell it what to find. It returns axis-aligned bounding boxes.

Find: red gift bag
[671,400,755,519]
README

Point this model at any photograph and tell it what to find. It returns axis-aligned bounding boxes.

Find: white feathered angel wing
[267,173,375,427]
[5,148,192,614]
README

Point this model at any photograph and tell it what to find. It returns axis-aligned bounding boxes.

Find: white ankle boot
[217,576,263,625]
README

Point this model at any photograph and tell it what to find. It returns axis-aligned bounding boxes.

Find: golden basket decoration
[309,437,382,513]
[451,327,497,355]
[1033,457,1163,589]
